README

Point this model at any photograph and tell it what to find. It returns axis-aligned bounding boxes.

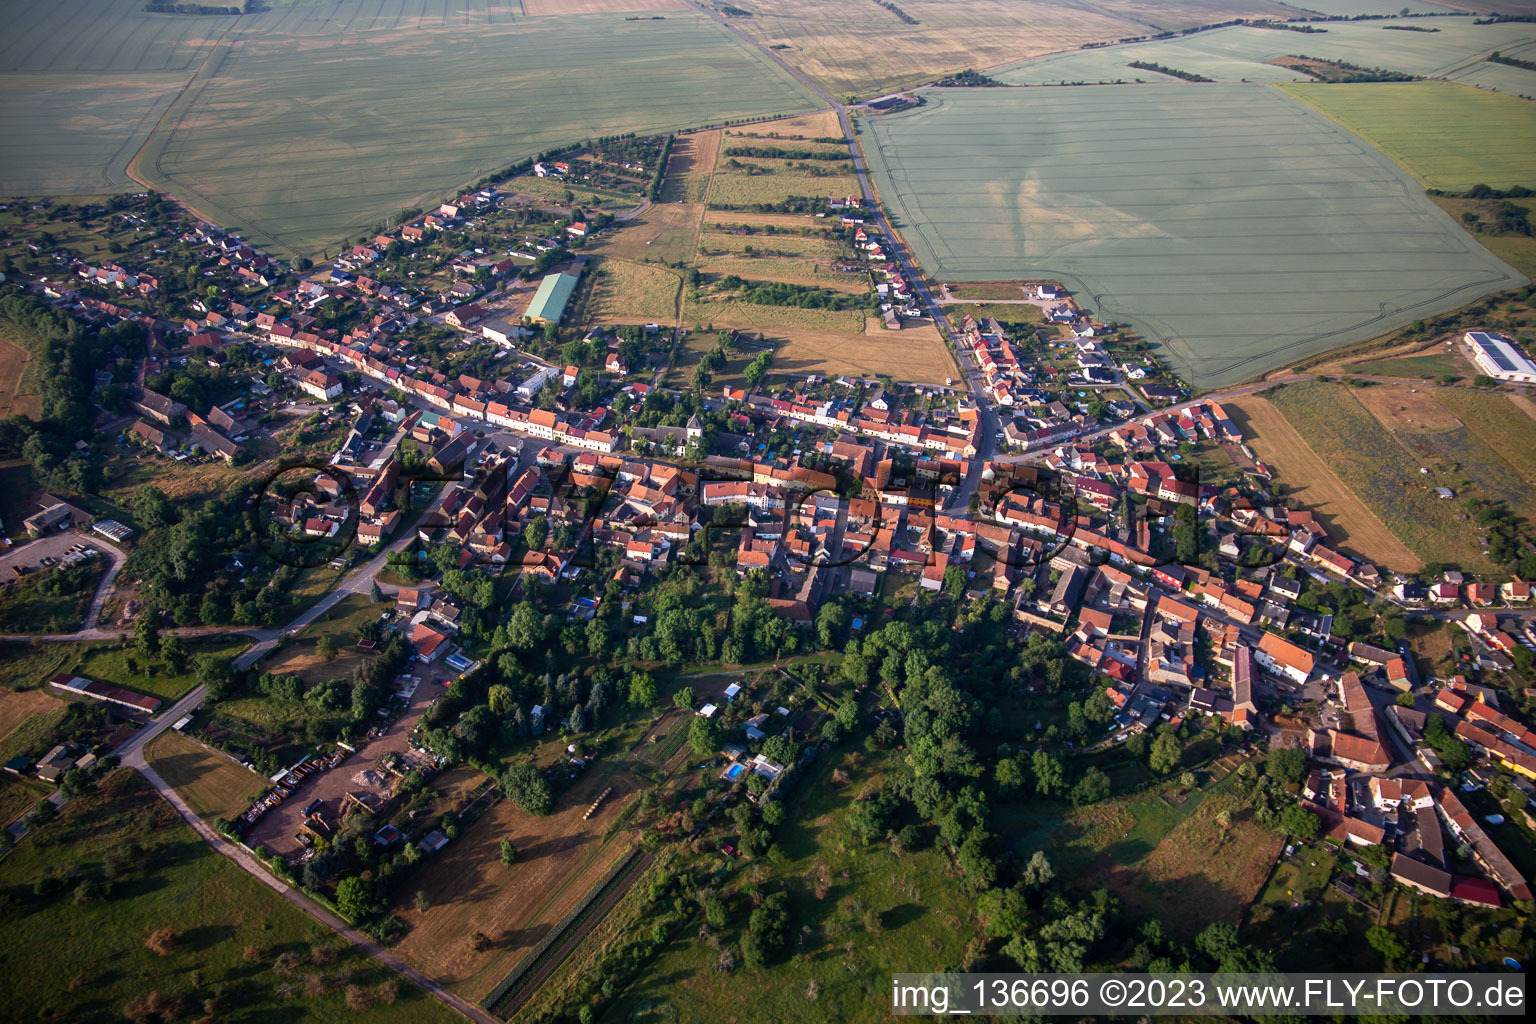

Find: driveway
[242,661,453,860]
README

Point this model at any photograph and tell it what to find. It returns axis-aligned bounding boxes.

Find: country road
[681,0,999,510]
[136,758,501,1024]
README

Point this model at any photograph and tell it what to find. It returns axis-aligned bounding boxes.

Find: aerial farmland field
[859,84,1527,389]
[1264,380,1511,573]
[991,17,1536,93]
[1278,82,1536,192]
[120,0,820,256]
[718,0,1302,99]
[0,0,237,195]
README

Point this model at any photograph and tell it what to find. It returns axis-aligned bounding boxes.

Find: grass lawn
[0,770,460,1022]
[1247,844,1335,930]
[946,302,1044,325]
[144,729,268,822]
[1344,351,1467,379]
[70,636,252,703]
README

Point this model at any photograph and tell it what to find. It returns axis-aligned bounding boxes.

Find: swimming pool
[724,763,746,781]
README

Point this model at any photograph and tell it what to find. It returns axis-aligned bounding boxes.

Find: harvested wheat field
[392,765,640,1000]
[591,202,703,264]
[660,130,720,205]
[0,687,63,744]
[1226,395,1422,571]
[763,321,956,384]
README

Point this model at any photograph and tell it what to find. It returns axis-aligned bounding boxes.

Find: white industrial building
[1465,331,1536,384]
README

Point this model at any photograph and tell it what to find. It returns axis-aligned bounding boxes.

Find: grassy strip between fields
[483,846,646,1013]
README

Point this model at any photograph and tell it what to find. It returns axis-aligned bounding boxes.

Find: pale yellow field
[698,257,868,292]
[703,210,823,230]
[707,161,860,208]
[698,230,846,259]
[726,0,1142,98]
[591,202,704,264]
[661,130,721,204]
[588,258,683,323]
[726,108,844,140]
[522,0,687,12]
[765,320,956,384]
[687,296,867,333]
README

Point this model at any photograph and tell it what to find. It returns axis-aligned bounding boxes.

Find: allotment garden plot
[860,84,1527,389]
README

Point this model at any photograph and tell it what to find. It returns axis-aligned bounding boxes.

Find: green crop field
[0,0,237,195]
[860,84,1527,389]
[992,17,1536,94]
[3,1,820,256]
[1279,82,1536,192]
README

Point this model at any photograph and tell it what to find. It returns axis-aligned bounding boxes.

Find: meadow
[1430,196,1536,280]
[69,635,253,703]
[1280,82,1536,191]
[706,158,860,209]
[393,765,638,1001]
[587,258,683,324]
[599,746,980,1023]
[1226,394,1423,570]
[859,84,1527,389]
[1266,381,1502,572]
[144,728,267,822]
[0,770,460,1023]
[991,17,1536,93]
[121,0,820,256]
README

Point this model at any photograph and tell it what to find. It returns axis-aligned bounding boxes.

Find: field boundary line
[481,844,646,1013]
[123,13,244,218]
